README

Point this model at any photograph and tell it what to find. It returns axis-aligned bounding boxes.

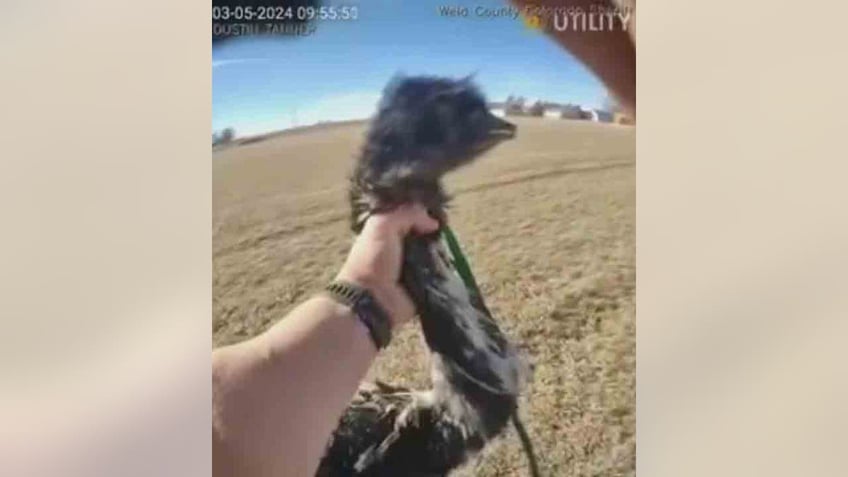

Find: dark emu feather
[317,75,539,477]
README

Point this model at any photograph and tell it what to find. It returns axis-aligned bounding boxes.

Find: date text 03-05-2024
[212,5,359,22]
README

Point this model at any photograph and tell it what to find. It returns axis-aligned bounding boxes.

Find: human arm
[212,204,438,477]
[511,0,636,116]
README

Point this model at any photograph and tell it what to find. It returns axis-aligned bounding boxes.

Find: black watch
[324,280,393,350]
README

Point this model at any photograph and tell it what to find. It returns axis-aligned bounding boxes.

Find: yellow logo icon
[523,14,542,30]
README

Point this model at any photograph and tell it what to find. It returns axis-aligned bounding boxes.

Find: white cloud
[212,58,264,69]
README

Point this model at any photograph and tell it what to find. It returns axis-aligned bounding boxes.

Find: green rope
[441,226,481,294]
[441,226,542,477]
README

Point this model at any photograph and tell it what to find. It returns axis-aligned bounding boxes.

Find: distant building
[560,104,584,119]
[491,99,616,122]
[595,110,614,123]
[527,100,545,117]
[580,107,614,123]
[543,106,563,119]
[488,102,506,117]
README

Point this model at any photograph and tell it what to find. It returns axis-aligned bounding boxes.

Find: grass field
[213,117,635,476]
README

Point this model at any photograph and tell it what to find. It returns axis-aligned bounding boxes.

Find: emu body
[317,76,526,476]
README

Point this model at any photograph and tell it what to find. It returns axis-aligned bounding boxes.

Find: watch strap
[324,280,392,350]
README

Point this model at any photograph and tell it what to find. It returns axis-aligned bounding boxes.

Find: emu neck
[401,235,522,438]
[351,166,449,231]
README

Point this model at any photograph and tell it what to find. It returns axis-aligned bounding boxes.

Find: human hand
[335,203,440,329]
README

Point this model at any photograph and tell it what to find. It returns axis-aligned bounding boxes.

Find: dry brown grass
[213,117,635,476]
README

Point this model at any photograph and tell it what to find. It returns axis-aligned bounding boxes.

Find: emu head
[360,75,517,188]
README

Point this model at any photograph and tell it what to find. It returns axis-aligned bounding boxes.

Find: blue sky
[213,0,608,136]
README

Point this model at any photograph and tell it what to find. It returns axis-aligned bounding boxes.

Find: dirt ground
[213,117,635,476]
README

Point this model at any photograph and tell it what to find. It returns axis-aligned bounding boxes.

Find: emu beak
[486,114,517,140]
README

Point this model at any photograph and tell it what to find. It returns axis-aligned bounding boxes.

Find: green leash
[439,225,542,477]
[441,226,480,294]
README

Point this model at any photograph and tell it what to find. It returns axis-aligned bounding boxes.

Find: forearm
[212,295,376,477]
[211,204,437,476]
[512,0,636,116]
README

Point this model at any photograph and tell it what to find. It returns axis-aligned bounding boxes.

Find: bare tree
[213,127,236,146]
[528,100,545,117]
[505,96,525,116]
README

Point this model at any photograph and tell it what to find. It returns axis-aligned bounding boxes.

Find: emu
[316,75,537,476]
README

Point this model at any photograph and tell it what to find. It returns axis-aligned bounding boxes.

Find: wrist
[324,279,395,350]
[314,295,377,350]
[333,274,405,330]
[358,282,404,330]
